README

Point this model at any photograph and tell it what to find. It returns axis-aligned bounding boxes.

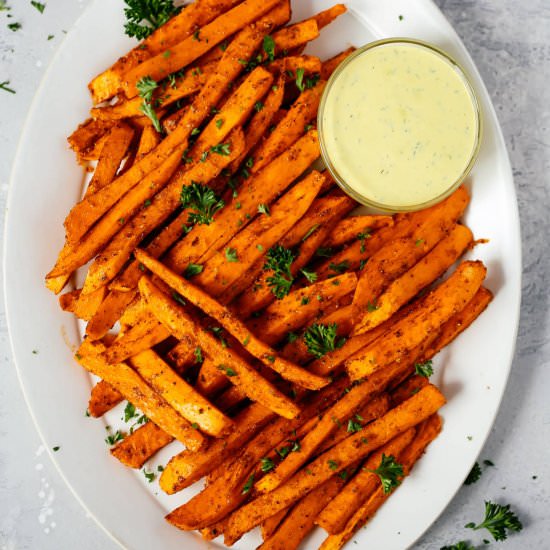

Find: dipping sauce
[319,39,481,211]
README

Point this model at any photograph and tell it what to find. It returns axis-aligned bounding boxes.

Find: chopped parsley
[302,224,319,242]
[464,462,482,485]
[303,323,346,359]
[219,365,237,377]
[465,501,523,541]
[257,203,270,216]
[347,418,362,433]
[414,359,433,378]
[225,247,238,262]
[143,468,156,483]
[171,291,186,306]
[8,21,21,31]
[316,246,334,258]
[357,230,371,253]
[105,429,124,446]
[440,543,474,550]
[123,0,180,39]
[254,101,264,112]
[329,260,350,274]
[52,446,60,452]
[180,182,224,225]
[367,454,403,494]
[124,402,138,422]
[264,245,296,299]
[136,76,162,132]
[210,143,231,156]
[300,267,317,283]
[366,301,379,312]
[327,459,338,471]
[260,457,275,472]
[0,80,15,94]
[263,35,275,61]
[242,473,255,494]
[194,347,203,364]
[215,118,224,129]
[184,263,203,278]
[31,1,46,14]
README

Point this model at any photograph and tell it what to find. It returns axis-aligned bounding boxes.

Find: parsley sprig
[123,0,181,39]
[440,542,475,550]
[367,454,403,494]
[264,245,296,299]
[136,76,162,132]
[464,461,482,485]
[180,182,224,225]
[303,323,346,359]
[465,501,523,541]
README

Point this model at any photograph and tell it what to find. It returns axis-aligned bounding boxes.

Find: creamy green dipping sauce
[321,42,479,208]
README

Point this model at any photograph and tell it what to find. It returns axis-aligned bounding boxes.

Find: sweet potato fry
[62,9,288,249]
[122,0,281,97]
[311,4,347,29]
[271,19,319,54]
[247,272,357,346]
[323,215,394,248]
[223,384,446,544]
[391,375,430,407]
[251,85,325,174]
[88,0,243,103]
[255,393,390,494]
[233,193,355,317]
[136,124,161,160]
[196,356,230,396]
[111,421,174,469]
[67,118,115,163]
[76,340,205,450]
[261,509,289,541]
[321,47,355,80]
[316,428,416,534]
[80,127,244,294]
[346,260,487,380]
[318,414,442,550]
[138,276,301,419]
[269,55,322,76]
[161,403,275,494]
[165,129,320,273]
[354,224,474,334]
[88,380,123,417]
[130,349,233,437]
[194,171,324,296]
[135,249,329,391]
[259,473,346,550]
[166,379,349,529]
[87,123,135,195]
[103,310,170,364]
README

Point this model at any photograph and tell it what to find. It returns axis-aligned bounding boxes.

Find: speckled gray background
[1,1,548,549]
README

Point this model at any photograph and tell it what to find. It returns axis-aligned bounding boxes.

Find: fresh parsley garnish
[194,347,203,364]
[300,267,317,283]
[315,246,334,258]
[464,462,482,485]
[260,457,275,472]
[295,68,305,92]
[52,446,60,452]
[171,291,186,306]
[143,468,156,483]
[257,203,270,216]
[264,245,296,299]
[184,263,203,278]
[242,473,255,494]
[219,365,237,377]
[8,21,21,31]
[329,260,349,274]
[180,182,224,225]
[303,323,346,359]
[368,454,403,494]
[347,418,362,433]
[414,359,433,378]
[123,0,180,39]
[440,542,474,550]
[327,459,338,470]
[366,301,379,312]
[0,80,15,94]
[225,247,238,262]
[465,501,523,541]
[136,76,162,132]
[302,224,319,242]
[31,1,46,14]
[210,143,231,156]
[124,402,138,422]
[263,35,275,61]
[105,430,124,446]
[357,230,371,253]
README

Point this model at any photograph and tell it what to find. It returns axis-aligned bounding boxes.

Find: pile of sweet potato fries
[46,1,492,548]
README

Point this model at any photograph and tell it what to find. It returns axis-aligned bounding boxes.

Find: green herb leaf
[143,468,156,483]
[8,21,21,31]
[210,143,231,156]
[287,332,298,343]
[194,347,203,364]
[465,501,523,541]
[124,402,138,422]
[184,263,203,278]
[302,224,319,242]
[329,260,350,275]
[242,473,255,494]
[31,1,46,14]
[260,457,275,472]
[225,247,238,262]
[0,80,15,94]
[367,454,403,494]
[464,462,482,485]
[263,35,275,61]
[257,203,270,216]
[414,359,433,378]
[440,542,475,550]
[219,365,237,377]
[52,446,60,452]
[264,245,296,299]
[123,0,180,39]
[215,118,224,129]
[105,429,124,446]
[295,67,305,92]
[300,267,317,283]
[303,323,346,359]
[347,419,362,433]
[327,459,338,470]
[180,182,224,225]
